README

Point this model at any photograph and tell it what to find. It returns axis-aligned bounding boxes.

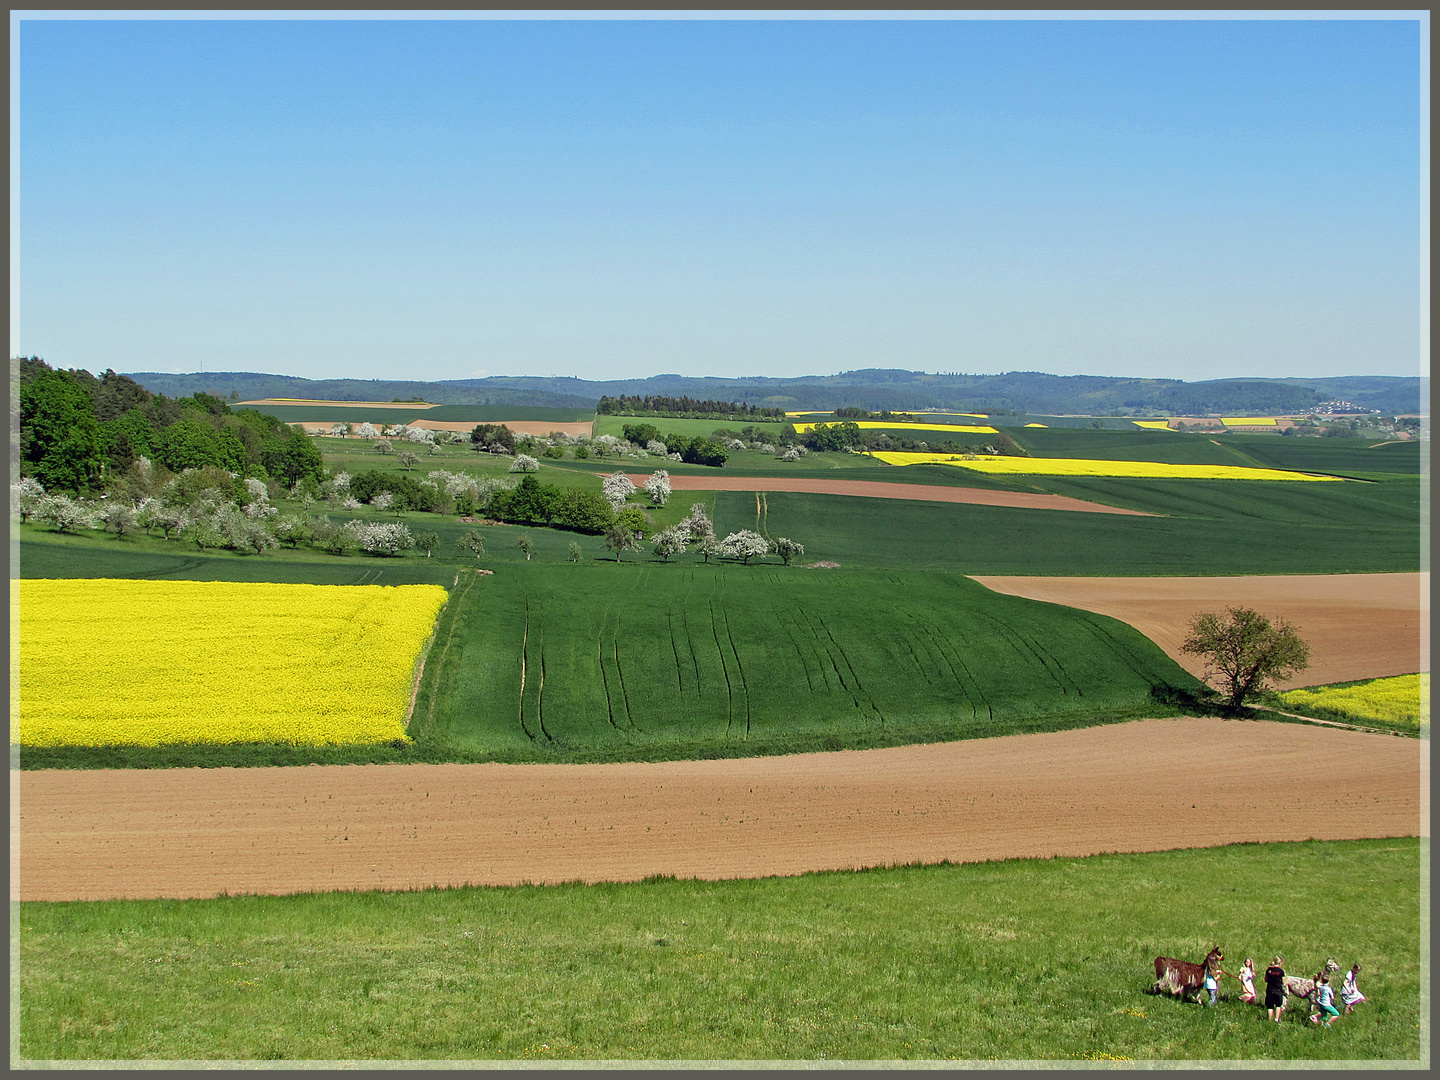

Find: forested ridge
[122,368,1425,417]
[16,357,324,495]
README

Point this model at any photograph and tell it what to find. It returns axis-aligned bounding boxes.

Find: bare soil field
[622,475,1154,515]
[972,573,1428,690]
[14,718,1423,902]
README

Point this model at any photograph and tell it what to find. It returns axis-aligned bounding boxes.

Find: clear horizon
[14,13,1427,384]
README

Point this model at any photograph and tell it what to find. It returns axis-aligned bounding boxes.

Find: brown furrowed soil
[622,475,1154,515]
[971,573,1429,690]
[14,718,1424,902]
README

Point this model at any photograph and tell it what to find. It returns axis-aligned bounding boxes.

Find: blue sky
[12,13,1426,383]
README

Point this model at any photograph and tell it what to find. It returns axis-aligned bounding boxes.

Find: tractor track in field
[15,718,1425,902]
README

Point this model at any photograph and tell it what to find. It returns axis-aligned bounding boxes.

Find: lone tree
[514,533,534,560]
[1180,606,1311,710]
[603,522,642,562]
[456,532,486,559]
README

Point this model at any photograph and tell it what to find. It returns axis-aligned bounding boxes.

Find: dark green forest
[16,357,324,495]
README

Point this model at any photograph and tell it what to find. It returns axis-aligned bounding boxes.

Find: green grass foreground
[13,838,1423,1063]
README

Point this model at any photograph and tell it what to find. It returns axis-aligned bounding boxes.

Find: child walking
[1340,963,1365,1015]
[1309,975,1340,1027]
[1237,958,1257,1005]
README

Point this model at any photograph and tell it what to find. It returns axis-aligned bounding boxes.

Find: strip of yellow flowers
[1279,673,1429,730]
[793,421,999,434]
[12,579,449,747]
[866,451,1341,481]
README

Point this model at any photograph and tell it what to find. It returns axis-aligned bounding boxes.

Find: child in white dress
[1341,963,1365,1014]
[1238,958,1257,1004]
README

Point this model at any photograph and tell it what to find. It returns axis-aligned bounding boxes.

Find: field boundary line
[416,571,476,735]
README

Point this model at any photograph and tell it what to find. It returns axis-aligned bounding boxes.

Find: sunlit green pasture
[14,838,1422,1063]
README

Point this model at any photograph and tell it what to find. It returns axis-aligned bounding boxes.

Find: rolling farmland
[14,404,1426,1065]
[410,564,1202,760]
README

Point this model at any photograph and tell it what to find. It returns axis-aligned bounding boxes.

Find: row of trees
[798,420,1027,457]
[601,502,803,567]
[597,395,787,421]
[17,358,324,496]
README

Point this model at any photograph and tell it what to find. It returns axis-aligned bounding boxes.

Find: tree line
[596,395,787,421]
[17,357,324,496]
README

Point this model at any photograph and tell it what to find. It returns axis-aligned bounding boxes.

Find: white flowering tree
[99,501,137,537]
[772,537,805,566]
[510,454,540,473]
[594,434,626,457]
[645,439,668,456]
[329,423,349,437]
[602,471,637,510]
[680,502,715,543]
[721,529,772,564]
[11,477,45,522]
[396,451,421,471]
[356,521,415,557]
[643,470,671,507]
[369,491,395,512]
[272,514,314,549]
[374,438,394,454]
[650,524,690,562]
[36,494,98,534]
[355,422,379,439]
[696,533,726,563]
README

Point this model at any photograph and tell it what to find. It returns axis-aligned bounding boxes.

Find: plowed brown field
[971,573,1429,690]
[621,475,1153,515]
[14,718,1424,902]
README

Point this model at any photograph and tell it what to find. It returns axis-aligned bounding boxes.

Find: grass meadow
[13,838,1423,1063]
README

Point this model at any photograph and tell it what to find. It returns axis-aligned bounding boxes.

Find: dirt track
[972,573,1429,690]
[14,718,1424,902]
[622,475,1153,515]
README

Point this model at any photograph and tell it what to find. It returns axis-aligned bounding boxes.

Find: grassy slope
[734,478,1421,576]
[410,563,1201,760]
[14,838,1422,1062]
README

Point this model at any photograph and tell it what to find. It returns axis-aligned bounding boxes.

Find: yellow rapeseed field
[866,451,1342,481]
[1221,417,1277,426]
[12,579,449,747]
[794,421,999,434]
[1131,420,1174,430]
[1280,673,1429,731]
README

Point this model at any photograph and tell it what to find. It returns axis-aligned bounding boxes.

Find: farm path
[621,475,1154,516]
[971,573,1428,690]
[15,718,1423,902]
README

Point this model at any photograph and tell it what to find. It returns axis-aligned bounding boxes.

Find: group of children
[1231,956,1365,1027]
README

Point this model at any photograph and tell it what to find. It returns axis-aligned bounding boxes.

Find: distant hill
[121,369,1426,417]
